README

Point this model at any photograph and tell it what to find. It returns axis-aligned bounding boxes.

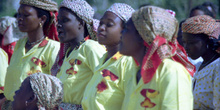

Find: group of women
[0,0,219,110]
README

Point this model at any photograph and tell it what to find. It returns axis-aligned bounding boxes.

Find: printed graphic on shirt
[69,59,82,66]
[140,89,159,109]
[66,59,82,75]
[97,79,108,93]
[101,69,118,81]
[66,67,77,75]
[31,57,46,68]
[26,67,41,75]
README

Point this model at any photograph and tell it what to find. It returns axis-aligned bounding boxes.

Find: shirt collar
[38,37,49,47]
[111,52,122,60]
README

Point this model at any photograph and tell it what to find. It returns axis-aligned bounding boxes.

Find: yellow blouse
[0,48,8,94]
[56,40,106,104]
[122,58,193,110]
[4,37,60,101]
[82,52,138,110]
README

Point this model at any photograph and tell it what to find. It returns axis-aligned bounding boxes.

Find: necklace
[27,36,45,45]
[200,54,217,68]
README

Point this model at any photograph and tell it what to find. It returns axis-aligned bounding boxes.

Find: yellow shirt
[4,37,60,101]
[0,48,8,94]
[56,40,106,104]
[122,58,193,110]
[82,52,137,110]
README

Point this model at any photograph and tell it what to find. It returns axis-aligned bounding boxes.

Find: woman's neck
[201,49,219,63]
[27,28,45,43]
[105,44,120,61]
[69,35,84,50]
[133,46,146,67]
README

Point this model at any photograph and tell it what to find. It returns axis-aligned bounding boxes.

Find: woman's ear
[40,15,47,26]
[26,94,38,107]
[78,20,85,30]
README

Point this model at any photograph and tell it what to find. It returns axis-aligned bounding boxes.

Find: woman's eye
[107,23,114,27]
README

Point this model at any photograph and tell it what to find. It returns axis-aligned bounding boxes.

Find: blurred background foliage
[0,0,219,22]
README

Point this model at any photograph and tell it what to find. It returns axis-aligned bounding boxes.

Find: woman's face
[97,11,123,46]
[190,9,205,17]
[12,78,35,110]
[182,33,207,59]
[57,8,81,43]
[119,18,143,56]
[17,5,41,32]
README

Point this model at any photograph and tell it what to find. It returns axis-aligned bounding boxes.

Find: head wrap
[20,0,59,41]
[59,0,97,40]
[107,3,135,22]
[132,6,195,84]
[0,16,26,63]
[182,15,220,39]
[29,73,63,110]
[51,0,98,76]
[0,16,26,45]
[182,15,220,53]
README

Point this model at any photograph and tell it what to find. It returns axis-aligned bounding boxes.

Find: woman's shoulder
[158,58,190,78]
[80,39,106,52]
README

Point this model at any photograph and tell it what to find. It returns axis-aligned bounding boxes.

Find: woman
[119,6,195,110]
[0,16,26,63]
[189,5,214,18]
[55,0,106,109]
[3,0,60,109]
[12,72,63,110]
[0,48,8,108]
[82,3,135,110]
[182,15,220,110]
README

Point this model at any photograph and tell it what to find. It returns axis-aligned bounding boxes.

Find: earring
[207,44,209,49]
[25,101,28,106]
[39,23,42,28]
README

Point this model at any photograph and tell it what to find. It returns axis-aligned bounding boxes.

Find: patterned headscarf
[182,15,220,53]
[0,16,26,45]
[29,73,63,110]
[59,0,97,40]
[51,0,99,76]
[132,6,195,84]
[20,0,59,41]
[107,3,135,22]
[182,15,220,39]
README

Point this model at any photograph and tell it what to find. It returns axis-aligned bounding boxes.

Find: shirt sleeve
[0,49,8,93]
[213,66,220,110]
[83,40,106,73]
[158,60,193,110]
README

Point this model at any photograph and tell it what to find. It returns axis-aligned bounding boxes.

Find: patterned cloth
[193,58,220,109]
[132,6,195,84]
[82,52,138,110]
[0,16,25,45]
[59,103,82,110]
[20,0,59,41]
[182,15,220,39]
[59,0,97,40]
[51,0,99,76]
[20,0,58,12]
[0,16,26,62]
[4,37,60,101]
[182,15,220,54]
[29,72,63,110]
[107,3,135,22]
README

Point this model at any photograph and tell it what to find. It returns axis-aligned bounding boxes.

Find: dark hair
[202,1,218,15]
[0,34,3,46]
[190,5,214,18]
[59,7,89,38]
[33,6,51,29]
